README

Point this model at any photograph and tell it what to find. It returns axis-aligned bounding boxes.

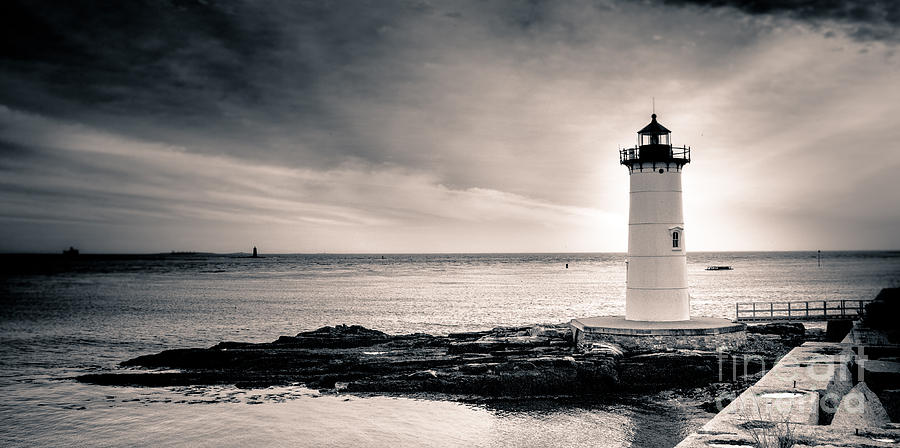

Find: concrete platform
[570,316,746,352]
[571,316,744,335]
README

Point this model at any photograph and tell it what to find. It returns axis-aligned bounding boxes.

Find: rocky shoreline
[78,322,816,405]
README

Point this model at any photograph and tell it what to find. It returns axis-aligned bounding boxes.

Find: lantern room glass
[640,133,670,146]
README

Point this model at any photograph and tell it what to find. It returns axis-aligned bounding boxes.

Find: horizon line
[2,249,899,256]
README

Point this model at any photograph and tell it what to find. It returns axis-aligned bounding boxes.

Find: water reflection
[1,379,703,448]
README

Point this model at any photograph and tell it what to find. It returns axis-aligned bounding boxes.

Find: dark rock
[581,342,624,358]
[825,320,854,342]
[447,335,551,355]
[880,389,900,423]
[491,325,533,333]
[296,324,388,339]
[407,370,439,380]
[805,328,827,341]
[740,333,804,360]
[864,288,900,342]
[746,322,805,336]
[618,351,724,390]
[488,349,541,357]
[80,324,610,398]
[286,324,391,348]
[874,288,900,302]
[447,331,490,339]
[527,325,573,341]
[458,363,498,374]
[858,359,900,393]
[274,336,298,344]
[77,323,798,400]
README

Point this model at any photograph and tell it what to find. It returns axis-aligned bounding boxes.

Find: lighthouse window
[640,134,670,145]
[672,231,680,248]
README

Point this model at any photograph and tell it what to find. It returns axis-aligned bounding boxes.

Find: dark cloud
[0,0,776,171]
[0,0,422,163]
[1,1,571,176]
[1,1,270,110]
[659,0,900,42]
[1,0,896,171]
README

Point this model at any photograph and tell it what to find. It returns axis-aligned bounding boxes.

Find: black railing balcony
[620,145,690,165]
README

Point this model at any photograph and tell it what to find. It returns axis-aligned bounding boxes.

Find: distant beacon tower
[620,114,691,321]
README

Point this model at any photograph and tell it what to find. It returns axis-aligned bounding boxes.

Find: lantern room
[638,113,671,146]
[620,113,690,168]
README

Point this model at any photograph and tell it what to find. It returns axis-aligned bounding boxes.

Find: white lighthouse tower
[570,114,744,350]
[620,114,691,321]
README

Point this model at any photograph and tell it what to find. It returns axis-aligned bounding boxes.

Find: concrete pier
[676,329,900,447]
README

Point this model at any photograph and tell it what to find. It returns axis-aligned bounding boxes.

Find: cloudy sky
[1,0,898,253]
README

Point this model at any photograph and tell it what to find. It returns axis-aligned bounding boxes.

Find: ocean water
[1,251,898,447]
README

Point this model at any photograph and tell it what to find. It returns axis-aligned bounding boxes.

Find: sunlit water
[1,252,898,447]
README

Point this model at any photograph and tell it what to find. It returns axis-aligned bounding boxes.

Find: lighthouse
[620,114,691,321]
[570,114,744,350]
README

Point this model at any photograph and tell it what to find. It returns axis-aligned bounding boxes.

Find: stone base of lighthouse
[569,316,746,352]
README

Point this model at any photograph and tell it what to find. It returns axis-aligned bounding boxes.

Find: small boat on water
[62,246,79,256]
[705,265,733,271]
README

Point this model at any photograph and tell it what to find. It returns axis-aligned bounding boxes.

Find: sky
[1,0,898,253]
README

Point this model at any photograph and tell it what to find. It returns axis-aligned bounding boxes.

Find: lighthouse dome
[637,113,671,136]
